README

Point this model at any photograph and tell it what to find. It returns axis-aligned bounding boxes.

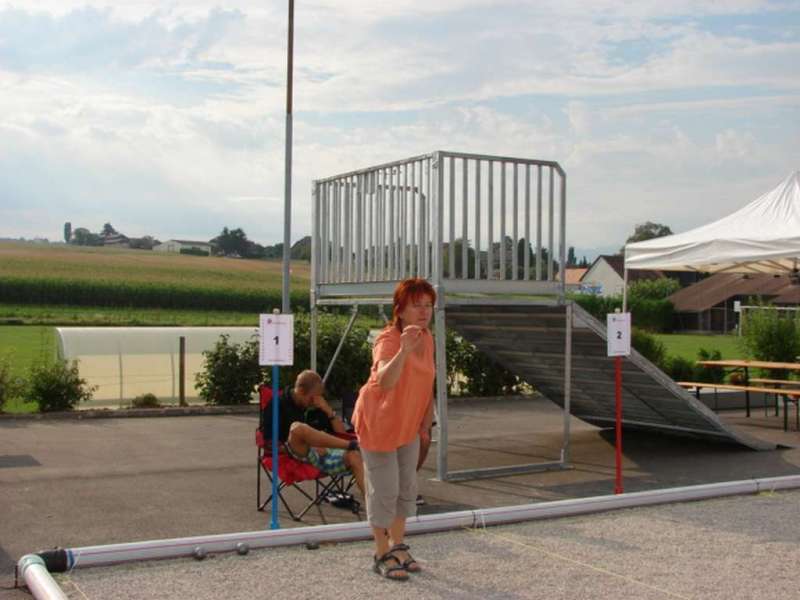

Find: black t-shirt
[262,386,333,443]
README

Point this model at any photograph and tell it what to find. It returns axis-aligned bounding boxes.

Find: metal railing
[311,151,567,299]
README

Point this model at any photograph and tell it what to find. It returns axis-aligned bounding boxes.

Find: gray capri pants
[360,436,420,529]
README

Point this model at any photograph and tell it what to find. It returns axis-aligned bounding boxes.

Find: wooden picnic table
[679,381,800,431]
[697,360,800,371]
[695,359,800,420]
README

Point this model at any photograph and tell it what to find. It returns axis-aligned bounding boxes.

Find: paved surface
[2,395,799,598]
[55,490,800,600]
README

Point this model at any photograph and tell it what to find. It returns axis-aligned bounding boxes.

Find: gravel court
[54,490,800,600]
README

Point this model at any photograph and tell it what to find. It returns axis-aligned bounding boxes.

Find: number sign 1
[607,313,631,357]
[259,314,294,366]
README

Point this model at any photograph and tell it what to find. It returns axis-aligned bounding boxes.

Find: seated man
[263,369,365,497]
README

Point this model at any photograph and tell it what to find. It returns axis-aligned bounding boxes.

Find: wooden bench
[678,382,800,431]
[749,378,800,387]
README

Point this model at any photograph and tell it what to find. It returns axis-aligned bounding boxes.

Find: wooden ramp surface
[446,302,774,450]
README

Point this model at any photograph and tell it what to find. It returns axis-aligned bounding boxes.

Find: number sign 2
[607,313,631,357]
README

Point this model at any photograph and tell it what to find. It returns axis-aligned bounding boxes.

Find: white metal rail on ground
[18,475,800,599]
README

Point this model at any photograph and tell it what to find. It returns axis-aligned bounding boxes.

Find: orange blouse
[352,326,435,452]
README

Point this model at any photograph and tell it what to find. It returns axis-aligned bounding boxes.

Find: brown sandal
[390,543,421,573]
[373,550,409,581]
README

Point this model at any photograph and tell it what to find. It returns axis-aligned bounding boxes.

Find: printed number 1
[273,335,279,345]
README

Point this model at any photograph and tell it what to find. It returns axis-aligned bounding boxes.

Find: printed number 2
[273,335,279,345]
[616,331,622,340]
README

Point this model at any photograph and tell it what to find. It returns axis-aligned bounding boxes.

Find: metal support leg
[434,304,448,481]
[561,302,572,465]
[322,305,359,385]
[744,367,750,417]
[784,397,789,432]
[310,302,318,373]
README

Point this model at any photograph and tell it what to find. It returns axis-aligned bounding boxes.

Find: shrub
[629,298,674,333]
[132,393,161,408]
[570,294,619,321]
[695,348,725,383]
[290,314,372,403]
[195,314,374,406]
[0,357,26,412]
[740,305,800,376]
[195,334,261,405]
[665,355,695,382]
[195,314,524,405]
[627,278,681,301]
[570,293,674,333]
[26,360,95,412]
[446,331,520,396]
[631,328,667,369]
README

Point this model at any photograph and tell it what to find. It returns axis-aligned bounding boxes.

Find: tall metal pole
[281,0,294,314]
[614,355,623,494]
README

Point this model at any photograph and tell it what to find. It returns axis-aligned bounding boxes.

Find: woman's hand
[400,325,424,354]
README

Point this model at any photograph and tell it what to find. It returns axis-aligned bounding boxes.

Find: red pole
[614,355,623,494]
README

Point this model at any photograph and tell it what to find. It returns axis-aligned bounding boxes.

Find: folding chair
[255,386,360,521]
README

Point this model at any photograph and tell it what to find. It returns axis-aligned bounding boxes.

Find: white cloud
[0,0,798,258]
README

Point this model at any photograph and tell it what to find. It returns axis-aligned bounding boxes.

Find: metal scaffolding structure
[309,150,572,482]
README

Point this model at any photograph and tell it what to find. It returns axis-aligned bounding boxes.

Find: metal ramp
[310,150,774,484]
[447,302,775,451]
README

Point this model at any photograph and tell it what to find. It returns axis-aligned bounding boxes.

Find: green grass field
[0,326,57,374]
[0,326,56,413]
[0,304,264,326]
[654,333,744,361]
[0,242,315,412]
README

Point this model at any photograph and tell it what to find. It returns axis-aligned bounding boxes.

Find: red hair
[390,278,436,331]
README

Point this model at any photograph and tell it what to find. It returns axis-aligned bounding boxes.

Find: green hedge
[571,293,674,333]
[195,315,521,405]
[195,314,373,405]
[0,277,309,312]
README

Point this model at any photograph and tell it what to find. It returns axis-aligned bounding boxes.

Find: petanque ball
[193,546,207,560]
[236,543,250,556]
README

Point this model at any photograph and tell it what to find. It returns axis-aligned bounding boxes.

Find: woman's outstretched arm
[375,325,424,390]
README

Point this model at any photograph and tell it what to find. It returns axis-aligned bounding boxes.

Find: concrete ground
[55,490,800,600]
[2,395,799,598]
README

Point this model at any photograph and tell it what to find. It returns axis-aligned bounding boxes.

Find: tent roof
[625,171,800,274]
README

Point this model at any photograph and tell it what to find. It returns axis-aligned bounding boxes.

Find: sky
[1,0,798,260]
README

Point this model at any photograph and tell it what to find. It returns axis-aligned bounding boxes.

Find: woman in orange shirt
[352,278,436,581]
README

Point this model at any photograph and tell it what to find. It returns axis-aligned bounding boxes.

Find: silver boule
[193,546,207,560]
[236,543,250,556]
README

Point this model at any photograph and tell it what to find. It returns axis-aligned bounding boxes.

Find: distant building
[557,267,588,286]
[102,233,130,247]
[153,240,213,254]
[668,273,800,333]
[579,255,664,297]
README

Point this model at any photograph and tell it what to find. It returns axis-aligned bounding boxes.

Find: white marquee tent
[623,170,800,308]
[625,170,800,275]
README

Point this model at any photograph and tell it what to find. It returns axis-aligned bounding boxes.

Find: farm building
[669,272,800,333]
[153,240,213,255]
[579,255,663,296]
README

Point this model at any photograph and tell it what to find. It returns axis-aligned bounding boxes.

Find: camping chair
[256,386,360,521]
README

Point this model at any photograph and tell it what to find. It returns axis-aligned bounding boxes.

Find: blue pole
[271,364,280,530]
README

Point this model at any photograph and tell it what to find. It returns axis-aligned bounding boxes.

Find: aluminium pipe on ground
[18,474,800,599]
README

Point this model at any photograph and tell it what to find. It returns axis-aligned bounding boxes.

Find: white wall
[581,260,624,297]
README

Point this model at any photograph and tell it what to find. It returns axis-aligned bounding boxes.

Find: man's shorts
[307,448,349,476]
[286,442,349,477]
